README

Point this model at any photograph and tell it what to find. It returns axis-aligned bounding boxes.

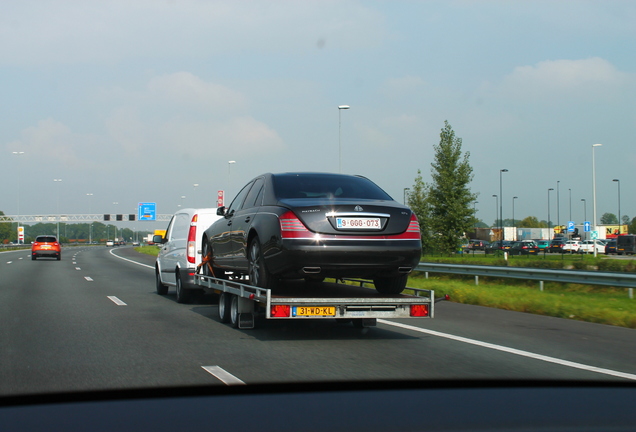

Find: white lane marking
[75,267,81,270]
[109,249,154,269]
[378,319,636,381]
[85,276,93,281]
[7,261,12,264]
[202,366,246,385]
[107,296,127,306]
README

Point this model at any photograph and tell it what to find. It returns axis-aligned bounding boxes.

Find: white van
[154,208,221,303]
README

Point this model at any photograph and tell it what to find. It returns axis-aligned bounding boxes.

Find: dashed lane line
[107,296,127,306]
[202,366,246,385]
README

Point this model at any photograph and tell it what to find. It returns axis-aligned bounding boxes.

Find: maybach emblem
[354,205,364,212]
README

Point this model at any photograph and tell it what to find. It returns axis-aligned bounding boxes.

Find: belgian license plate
[293,306,336,317]
[336,217,381,229]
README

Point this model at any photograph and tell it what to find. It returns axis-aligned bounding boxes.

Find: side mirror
[217,206,226,216]
[152,235,164,244]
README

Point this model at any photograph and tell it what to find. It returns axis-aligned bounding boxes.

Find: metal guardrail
[415,262,635,299]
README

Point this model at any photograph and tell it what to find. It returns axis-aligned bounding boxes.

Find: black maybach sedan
[202,172,422,294]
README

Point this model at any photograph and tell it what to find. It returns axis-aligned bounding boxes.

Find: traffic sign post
[583,221,591,232]
[567,221,575,233]
[591,231,598,240]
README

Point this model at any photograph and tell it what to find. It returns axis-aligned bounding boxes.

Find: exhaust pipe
[302,267,322,274]
[398,267,412,274]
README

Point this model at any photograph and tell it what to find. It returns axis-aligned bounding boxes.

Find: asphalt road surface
[1,246,634,396]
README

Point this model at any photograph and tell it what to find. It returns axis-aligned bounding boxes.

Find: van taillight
[187,214,198,263]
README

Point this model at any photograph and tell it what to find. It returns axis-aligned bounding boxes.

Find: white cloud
[156,116,284,159]
[5,119,87,168]
[147,72,247,113]
[0,1,387,66]
[492,58,632,102]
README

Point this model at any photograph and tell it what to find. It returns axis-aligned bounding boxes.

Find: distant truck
[616,235,636,255]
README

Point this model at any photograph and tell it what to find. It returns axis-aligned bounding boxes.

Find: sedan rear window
[36,236,57,242]
[273,174,392,200]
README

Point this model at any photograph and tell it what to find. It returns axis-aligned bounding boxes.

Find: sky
[2,0,635,232]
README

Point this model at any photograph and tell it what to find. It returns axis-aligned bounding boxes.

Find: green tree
[629,217,636,234]
[407,170,434,253]
[0,211,14,243]
[600,212,618,224]
[518,216,544,228]
[427,121,476,254]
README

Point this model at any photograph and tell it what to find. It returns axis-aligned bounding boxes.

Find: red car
[31,235,61,260]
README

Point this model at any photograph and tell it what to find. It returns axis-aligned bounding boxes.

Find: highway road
[1,246,635,397]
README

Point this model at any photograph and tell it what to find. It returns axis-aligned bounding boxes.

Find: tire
[373,275,408,295]
[248,236,274,289]
[156,268,168,295]
[230,295,239,328]
[218,292,232,323]
[175,272,192,304]
[32,255,36,260]
[202,240,226,279]
[57,254,61,261]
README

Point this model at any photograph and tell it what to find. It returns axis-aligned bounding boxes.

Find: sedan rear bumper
[265,239,421,279]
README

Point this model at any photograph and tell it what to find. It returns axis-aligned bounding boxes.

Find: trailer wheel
[230,295,239,328]
[218,292,232,323]
[373,275,408,295]
[248,237,274,289]
[156,268,168,295]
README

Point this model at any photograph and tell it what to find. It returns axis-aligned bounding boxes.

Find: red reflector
[271,305,291,317]
[410,304,429,317]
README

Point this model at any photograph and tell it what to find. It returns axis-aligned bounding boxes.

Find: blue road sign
[584,221,591,232]
[138,202,157,221]
[567,221,575,232]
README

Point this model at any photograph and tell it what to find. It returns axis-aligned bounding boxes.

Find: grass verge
[407,273,636,329]
[134,245,160,256]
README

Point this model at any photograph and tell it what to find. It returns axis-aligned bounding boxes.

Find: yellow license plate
[293,306,336,317]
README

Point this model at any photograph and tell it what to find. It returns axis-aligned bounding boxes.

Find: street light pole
[557,180,560,234]
[592,144,603,257]
[548,188,554,238]
[228,161,236,198]
[87,193,93,244]
[338,105,350,173]
[512,196,518,241]
[403,188,410,205]
[54,179,62,239]
[492,194,498,241]
[613,179,621,231]
[581,198,587,228]
[568,188,572,222]
[473,201,479,229]
[499,169,508,241]
[12,151,25,243]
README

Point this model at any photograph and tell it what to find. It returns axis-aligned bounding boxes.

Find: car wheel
[156,268,168,295]
[31,255,36,260]
[373,274,408,295]
[202,240,226,280]
[218,292,232,323]
[175,272,192,304]
[57,254,61,261]
[230,295,239,328]
[248,237,274,289]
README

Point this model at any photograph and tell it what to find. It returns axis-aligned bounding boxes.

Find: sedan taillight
[280,211,312,239]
